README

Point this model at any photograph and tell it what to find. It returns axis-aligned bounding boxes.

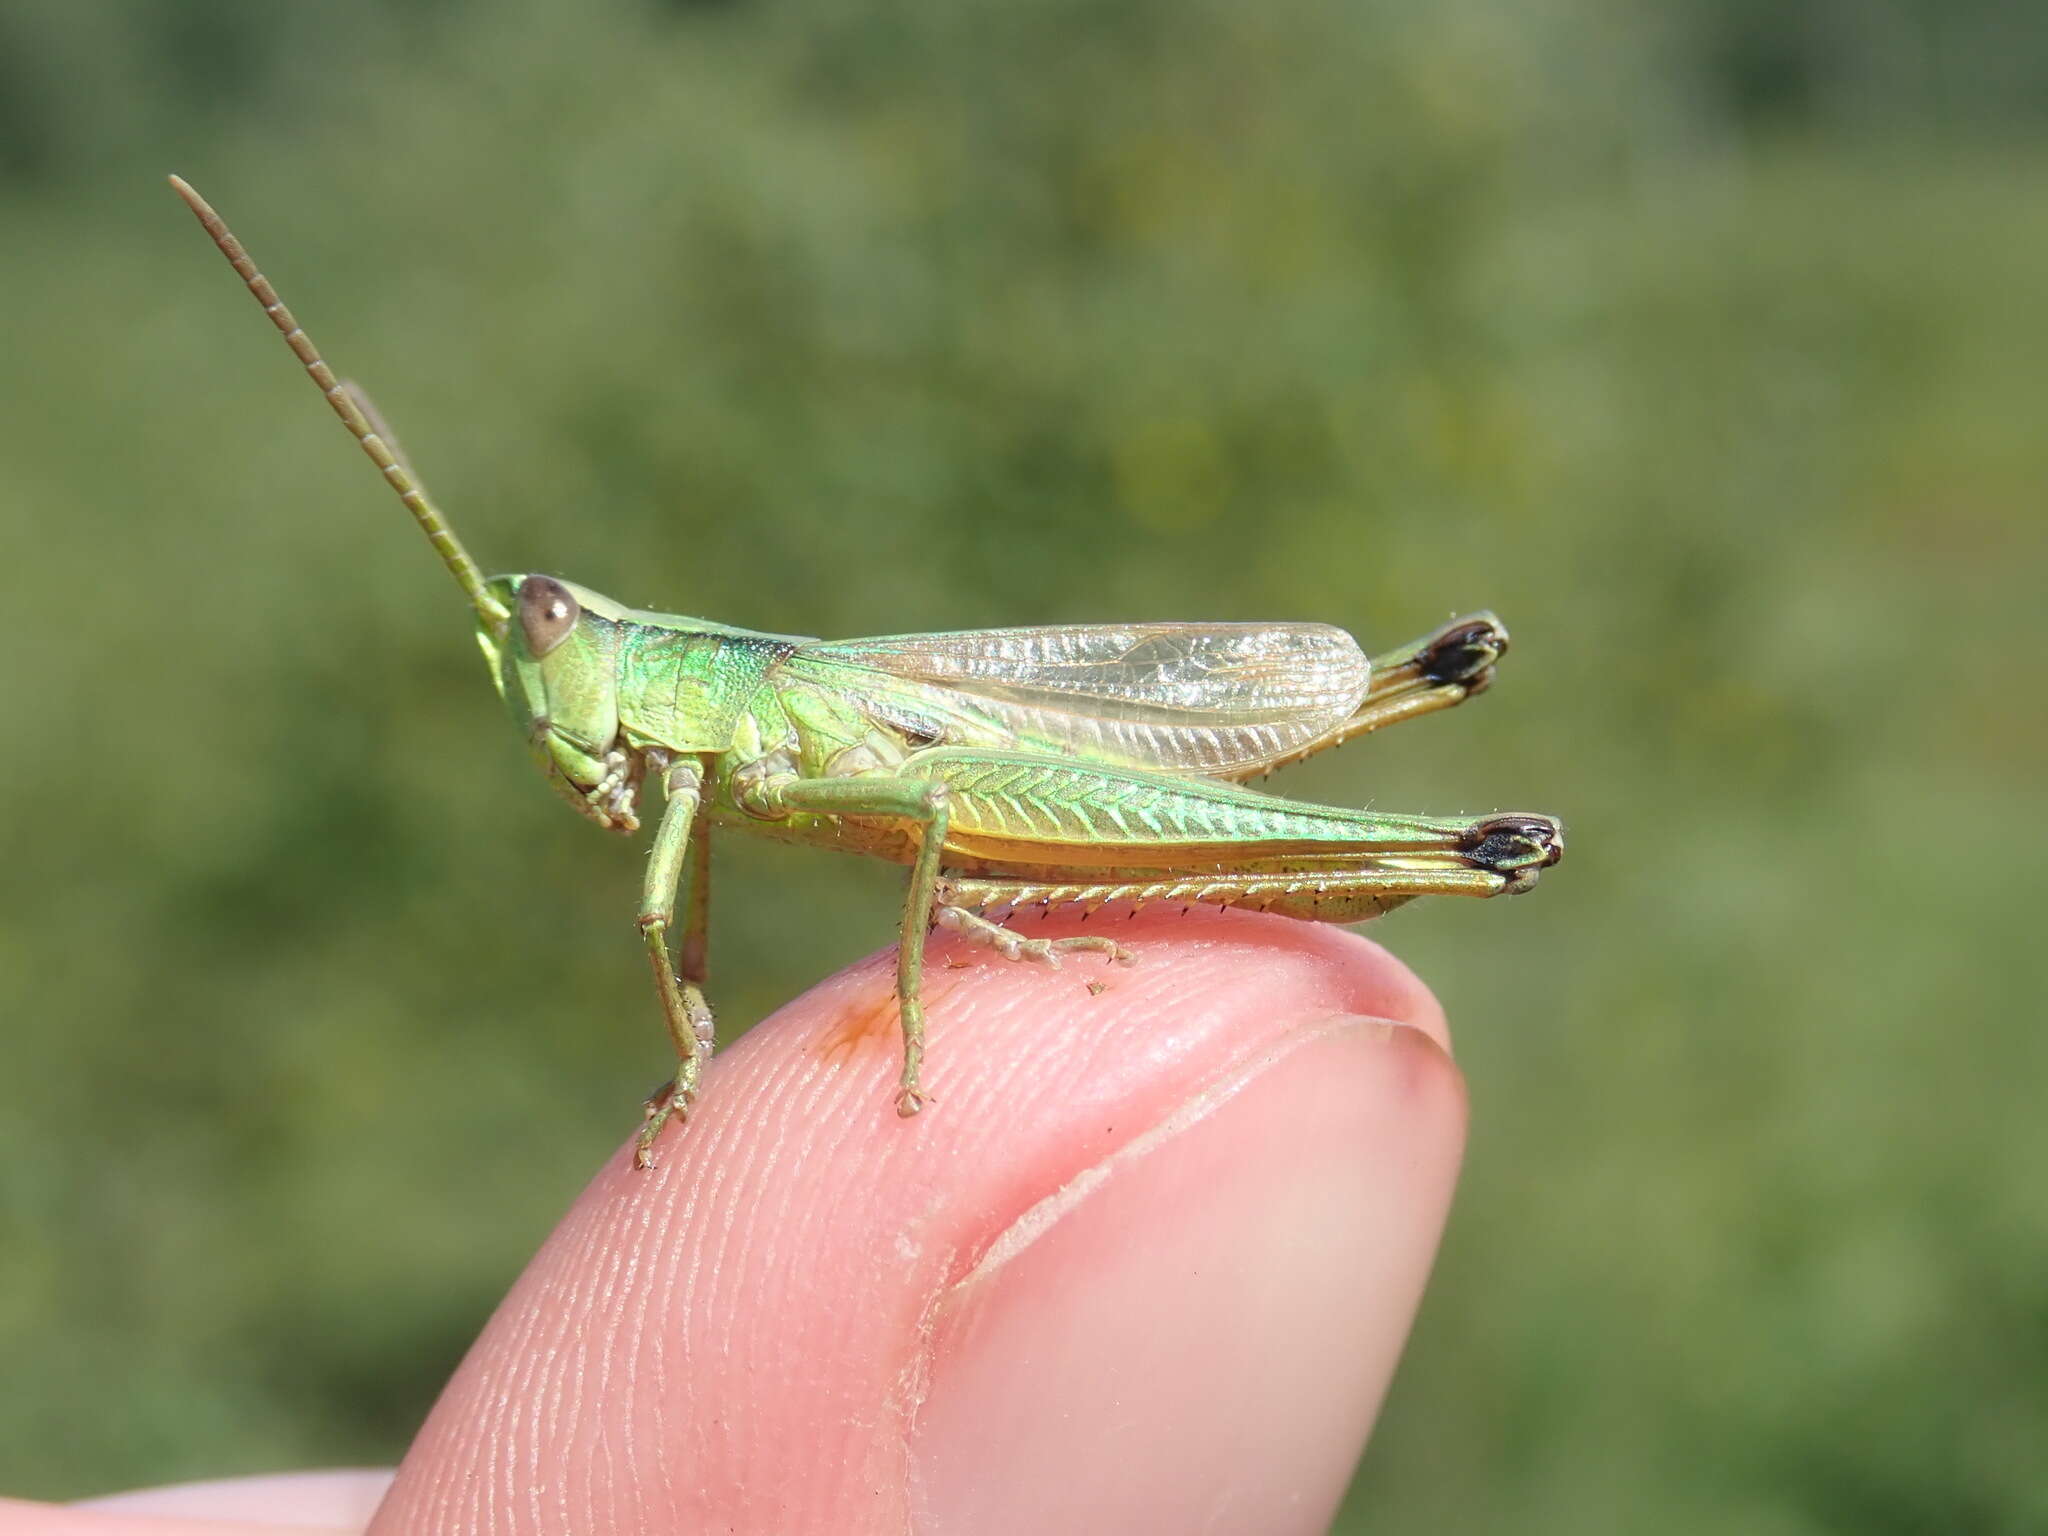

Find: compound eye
[517,575,580,658]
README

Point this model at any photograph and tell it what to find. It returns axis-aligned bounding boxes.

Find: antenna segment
[168,175,509,628]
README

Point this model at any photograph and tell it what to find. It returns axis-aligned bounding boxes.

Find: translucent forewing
[789,622,1370,775]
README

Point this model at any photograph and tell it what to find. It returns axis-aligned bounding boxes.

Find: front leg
[759,774,951,1117]
[634,755,714,1168]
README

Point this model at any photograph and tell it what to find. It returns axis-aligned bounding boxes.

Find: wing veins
[790,622,1369,775]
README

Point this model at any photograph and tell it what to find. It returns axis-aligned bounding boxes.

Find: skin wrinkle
[526,1250,571,1527]
[741,1085,818,1365]
[738,1040,849,1482]
[536,1247,571,1530]
[586,1213,630,1527]
[653,1137,701,1440]
[557,1234,600,1532]
[939,1013,1406,1297]
[510,1305,542,1531]
[536,1228,580,1525]
[553,1219,601,1514]
[648,1145,696,1534]
[646,1188,686,1536]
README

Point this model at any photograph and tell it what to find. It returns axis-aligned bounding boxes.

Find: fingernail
[910,1016,1465,1535]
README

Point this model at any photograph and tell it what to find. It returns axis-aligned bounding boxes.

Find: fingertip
[372,908,1461,1534]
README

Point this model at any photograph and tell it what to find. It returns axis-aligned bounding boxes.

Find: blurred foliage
[1,0,2043,1527]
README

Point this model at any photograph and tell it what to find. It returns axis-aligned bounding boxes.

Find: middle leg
[760,773,954,1116]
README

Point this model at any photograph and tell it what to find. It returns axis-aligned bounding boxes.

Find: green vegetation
[1,0,2042,1525]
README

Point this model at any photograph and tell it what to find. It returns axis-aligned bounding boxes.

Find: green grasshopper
[172,177,1563,1167]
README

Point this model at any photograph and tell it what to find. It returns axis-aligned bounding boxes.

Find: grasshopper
[172,177,1563,1167]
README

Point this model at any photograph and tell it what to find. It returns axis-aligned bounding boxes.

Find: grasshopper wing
[789,623,1369,775]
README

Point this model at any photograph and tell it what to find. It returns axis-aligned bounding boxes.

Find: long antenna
[168,175,509,629]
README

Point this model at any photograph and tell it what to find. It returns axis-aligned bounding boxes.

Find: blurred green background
[2,0,2042,1526]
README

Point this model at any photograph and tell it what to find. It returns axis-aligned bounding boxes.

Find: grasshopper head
[477,573,642,831]
[166,177,643,832]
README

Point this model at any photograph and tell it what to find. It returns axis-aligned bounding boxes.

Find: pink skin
[12,907,1466,1536]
